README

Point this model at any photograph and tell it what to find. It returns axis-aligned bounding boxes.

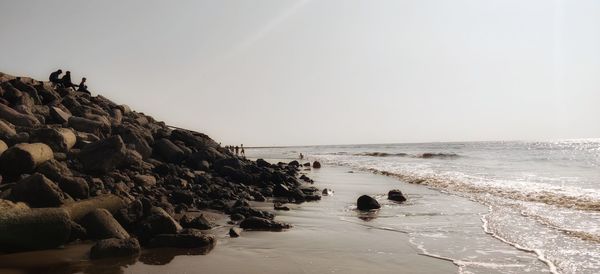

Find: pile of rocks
[0,72,319,258]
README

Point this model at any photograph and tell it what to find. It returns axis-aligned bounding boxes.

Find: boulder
[239,217,290,231]
[49,106,71,124]
[90,238,141,260]
[64,194,127,221]
[148,229,216,249]
[0,103,39,127]
[387,189,407,202]
[312,161,322,168]
[68,116,109,136]
[80,209,130,240]
[0,205,71,251]
[114,124,152,159]
[0,143,54,176]
[9,173,71,207]
[133,174,156,187]
[322,188,334,196]
[180,214,213,230]
[357,195,380,211]
[229,227,242,238]
[154,138,185,163]
[35,159,73,182]
[58,176,89,199]
[30,128,76,152]
[0,119,16,139]
[256,158,271,168]
[137,207,182,241]
[78,136,128,173]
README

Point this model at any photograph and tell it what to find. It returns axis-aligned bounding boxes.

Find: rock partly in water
[239,217,291,231]
[357,195,380,211]
[0,204,71,251]
[312,161,321,168]
[89,237,141,259]
[148,229,216,249]
[387,189,407,202]
[229,227,241,238]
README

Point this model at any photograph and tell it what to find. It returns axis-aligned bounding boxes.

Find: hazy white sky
[1,0,599,146]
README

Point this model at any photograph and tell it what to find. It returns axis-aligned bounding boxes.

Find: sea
[247,139,600,274]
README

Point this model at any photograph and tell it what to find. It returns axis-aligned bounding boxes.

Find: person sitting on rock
[49,69,62,85]
[77,77,90,94]
[61,71,75,89]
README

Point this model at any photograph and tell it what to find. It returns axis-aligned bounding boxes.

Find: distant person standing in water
[77,77,90,94]
[300,153,304,160]
[241,144,245,157]
[235,145,239,156]
[61,71,75,88]
[49,69,62,85]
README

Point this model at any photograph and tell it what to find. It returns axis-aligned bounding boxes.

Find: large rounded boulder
[357,195,380,211]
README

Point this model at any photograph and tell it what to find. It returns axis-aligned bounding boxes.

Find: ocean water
[247,139,600,274]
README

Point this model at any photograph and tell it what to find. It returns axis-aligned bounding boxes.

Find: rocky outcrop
[0,72,318,255]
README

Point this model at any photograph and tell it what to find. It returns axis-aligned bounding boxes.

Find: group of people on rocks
[226,144,245,157]
[49,69,90,94]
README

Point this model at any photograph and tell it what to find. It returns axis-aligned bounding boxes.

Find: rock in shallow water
[148,229,216,249]
[90,237,141,259]
[357,195,380,211]
[387,189,407,202]
[240,217,291,231]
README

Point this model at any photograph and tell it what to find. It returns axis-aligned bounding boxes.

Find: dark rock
[154,138,185,163]
[148,230,216,249]
[78,136,128,173]
[240,217,290,231]
[322,188,334,196]
[90,238,141,260]
[10,173,71,207]
[0,103,39,127]
[59,176,90,199]
[0,205,72,251]
[229,227,241,238]
[80,208,130,240]
[171,190,194,205]
[288,160,300,167]
[69,220,87,241]
[136,207,182,242]
[312,161,321,168]
[68,116,109,136]
[0,143,54,176]
[49,106,71,124]
[133,174,156,187]
[180,214,213,230]
[387,189,407,202]
[274,202,290,211]
[30,128,76,152]
[256,158,271,168]
[357,195,380,211]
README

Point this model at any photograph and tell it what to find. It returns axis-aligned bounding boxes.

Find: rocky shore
[0,72,320,259]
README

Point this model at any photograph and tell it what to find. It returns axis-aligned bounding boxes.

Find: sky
[0,0,599,146]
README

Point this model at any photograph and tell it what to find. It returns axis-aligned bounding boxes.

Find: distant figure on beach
[300,153,304,160]
[235,145,239,156]
[241,144,245,157]
[77,77,90,94]
[61,71,75,88]
[49,69,62,85]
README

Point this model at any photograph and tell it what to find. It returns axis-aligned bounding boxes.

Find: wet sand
[0,162,549,274]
